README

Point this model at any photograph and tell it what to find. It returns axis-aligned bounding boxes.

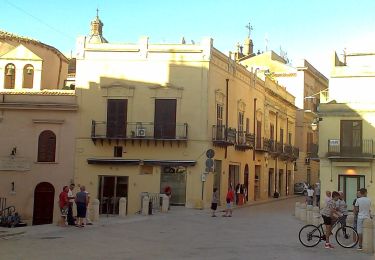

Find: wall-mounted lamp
[11,182,15,192]
[311,118,322,131]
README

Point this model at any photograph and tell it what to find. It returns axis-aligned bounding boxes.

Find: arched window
[37,130,56,162]
[4,63,16,89]
[23,64,34,89]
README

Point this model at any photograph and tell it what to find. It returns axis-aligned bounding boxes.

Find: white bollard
[294,202,300,217]
[161,194,169,213]
[119,197,127,217]
[300,204,307,222]
[142,196,150,216]
[306,205,313,224]
[312,207,321,227]
[89,199,100,222]
[363,218,374,253]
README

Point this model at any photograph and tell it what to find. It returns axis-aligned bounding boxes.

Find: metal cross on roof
[245,22,253,38]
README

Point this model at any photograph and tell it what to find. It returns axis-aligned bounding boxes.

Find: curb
[0,231,25,239]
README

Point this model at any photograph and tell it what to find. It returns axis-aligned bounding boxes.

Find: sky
[1,0,375,77]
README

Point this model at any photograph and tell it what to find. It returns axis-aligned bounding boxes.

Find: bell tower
[88,9,108,43]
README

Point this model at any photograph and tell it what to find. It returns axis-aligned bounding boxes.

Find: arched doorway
[33,182,55,225]
[244,164,249,201]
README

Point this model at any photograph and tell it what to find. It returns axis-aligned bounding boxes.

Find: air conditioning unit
[305,158,310,165]
[136,128,146,137]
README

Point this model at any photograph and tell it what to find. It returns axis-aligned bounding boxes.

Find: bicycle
[298,215,358,248]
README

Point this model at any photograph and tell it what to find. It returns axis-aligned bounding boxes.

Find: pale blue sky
[1,0,375,76]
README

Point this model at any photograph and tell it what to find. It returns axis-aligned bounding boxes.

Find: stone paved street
[1,197,373,260]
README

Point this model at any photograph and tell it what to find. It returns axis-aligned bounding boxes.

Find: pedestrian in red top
[58,186,69,227]
[223,186,234,217]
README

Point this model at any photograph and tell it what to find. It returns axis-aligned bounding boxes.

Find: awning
[87,158,141,165]
[143,160,197,166]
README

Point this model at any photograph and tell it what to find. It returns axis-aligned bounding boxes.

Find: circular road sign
[206,149,215,158]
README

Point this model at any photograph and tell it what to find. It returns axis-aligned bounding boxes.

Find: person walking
[355,188,372,250]
[67,183,76,226]
[223,186,234,217]
[75,185,88,227]
[58,186,69,227]
[306,185,314,205]
[211,188,219,217]
[321,191,340,249]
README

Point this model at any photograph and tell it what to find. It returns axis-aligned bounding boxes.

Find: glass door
[99,176,128,214]
[338,175,365,211]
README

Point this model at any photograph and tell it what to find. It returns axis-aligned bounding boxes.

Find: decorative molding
[32,119,65,124]
[237,99,246,111]
[215,89,225,104]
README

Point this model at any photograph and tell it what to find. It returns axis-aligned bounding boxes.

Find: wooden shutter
[107,99,127,138]
[154,99,176,139]
[37,130,56,162]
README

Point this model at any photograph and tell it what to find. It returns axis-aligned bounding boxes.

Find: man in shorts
[223,186,234,217]
[321,191,340,249]
[355,188,371,250]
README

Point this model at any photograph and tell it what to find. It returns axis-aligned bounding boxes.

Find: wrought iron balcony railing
[235,131,255,150]
[91,121,188,141]
[212,125,236,146]
[327,139,373,158]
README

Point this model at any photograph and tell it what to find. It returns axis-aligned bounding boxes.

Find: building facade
[73,16,299,215]
[319,50,375,210]
[0,31,77,225]
[238,46,328,188]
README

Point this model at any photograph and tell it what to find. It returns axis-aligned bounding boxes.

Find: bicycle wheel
[299,224,322,247]
[335,226,358,248]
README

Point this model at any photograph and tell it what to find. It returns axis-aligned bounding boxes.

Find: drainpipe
[275,112,278,192]
[57,58,63,88]
[225,78,229,159]
[286,117,289,195]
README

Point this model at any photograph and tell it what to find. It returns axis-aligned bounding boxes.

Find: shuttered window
[37,130,56,162]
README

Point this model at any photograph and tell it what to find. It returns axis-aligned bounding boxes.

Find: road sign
[205,158,214,168]
[206,149,215,158]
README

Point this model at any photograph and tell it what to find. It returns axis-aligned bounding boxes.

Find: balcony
[235,131,255,151]
[269,140,284,158]
[212,125,236,147]
[327,139,374,160]
[307,143,319,160]
[91,121,188,144]
[255,137,271,152]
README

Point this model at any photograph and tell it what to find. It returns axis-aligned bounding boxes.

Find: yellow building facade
[319,50,375,210]
[238,48,328,188]
[73,17,299,215]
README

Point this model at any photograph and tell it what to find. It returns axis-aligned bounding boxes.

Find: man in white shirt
[67,183,75,226]
[355,188,371,250]
[306,186,314,205]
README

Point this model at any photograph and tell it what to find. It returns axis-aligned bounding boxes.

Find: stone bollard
[118,197,127,217]
[363,218,374,253]
[89,199,100,222]
[300,203,307,222]
[142,196,150,216]
[294,202,300,217]
[306,205,313,224]
[161,194,169,213]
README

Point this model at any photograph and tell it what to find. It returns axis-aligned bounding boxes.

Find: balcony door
[341,120,362,156]
[154,99,176,139]
[107,99,127,138]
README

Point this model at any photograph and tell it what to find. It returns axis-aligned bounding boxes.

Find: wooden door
[107,99,127,138]
[154,99,176,139]
[244,164,249,201]
[33,182,55,225]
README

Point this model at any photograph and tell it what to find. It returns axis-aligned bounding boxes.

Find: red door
[33,182,55,225]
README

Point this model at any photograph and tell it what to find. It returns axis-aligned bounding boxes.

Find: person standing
[58,186,69,227]
[314,183,321,208]
[324,191,331,206]
[336,191,348,227]
[306,185,314,205]
[164,185,172,210]
[355,188,372,250]
[211,188,219,217]
[321,191,340,249]
[75,185,88,227]
[223,186,234,217]
[352,190,361,231]
[67,183,76,226]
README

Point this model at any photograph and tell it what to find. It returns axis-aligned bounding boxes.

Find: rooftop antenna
[265,33,269,51]
[245,22,253,38]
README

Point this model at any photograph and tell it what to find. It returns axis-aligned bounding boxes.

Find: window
[154,99,176,139]
[238,112,244,132]
[270,124,275,140]
[23,64,34,89]
[37,130,56,162]
[307,132,313,152]
[114,146,123,157]
[107,99,127,138]
[288,132,292,145]
[280,128,284,144]
[216,104,223,126]
[256,120,262,148]
[245,118,250,134]
[4,63,16,89]
[341,120,362,155]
